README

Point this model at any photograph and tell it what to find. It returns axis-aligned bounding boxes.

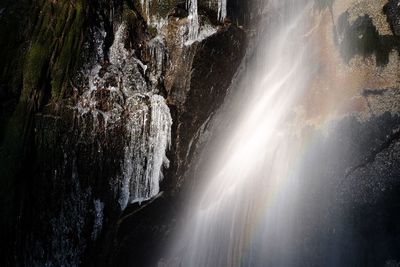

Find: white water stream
[162,0,317,266]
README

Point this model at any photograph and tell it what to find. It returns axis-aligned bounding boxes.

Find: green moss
[0,2,89,251]
[0,0,89,107]
[54,2,70,37]
[22,42,48,102]
[10,1,85,101]
[51,2,84,99]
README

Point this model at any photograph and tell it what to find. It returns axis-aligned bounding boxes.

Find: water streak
[163,1,315,266]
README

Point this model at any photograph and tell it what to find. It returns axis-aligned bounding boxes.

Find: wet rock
[97,23,246,267]
[5,1,400,267]
[384,0,400,36]
[170,25,246,189]
[0,0,247,265]
[289,112,400,266]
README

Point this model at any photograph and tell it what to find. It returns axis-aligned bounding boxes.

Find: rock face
[280,0,400,265]
[0,0,245,266]
[0,0,399,266]
[286,113,400,266]
[384,0,400,36]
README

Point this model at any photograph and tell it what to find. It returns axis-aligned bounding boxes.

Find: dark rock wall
[0,0,246,266]
[0,0,91,264]
[274,112,400,266]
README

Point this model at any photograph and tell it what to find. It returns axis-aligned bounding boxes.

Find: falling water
[162,0,317,266]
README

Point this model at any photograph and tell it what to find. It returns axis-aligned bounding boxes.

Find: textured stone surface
[1,0,400,266]
[0,0,246,266]
[384,0,400,36]
[290,112,400,266]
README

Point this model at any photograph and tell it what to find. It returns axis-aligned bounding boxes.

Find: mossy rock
[22,43,48,102]
[51,2,85,99]
[19,0,87,102]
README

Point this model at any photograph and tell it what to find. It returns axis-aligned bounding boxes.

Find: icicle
[92,199,104,240]
[146,94,173,195]
[218,0,227,22]
[76,21,172,210]
[119,94,172,209]
[148,36,167,84]
[185,1,219,46]
[187,0,199,41]
[140,0,151,21]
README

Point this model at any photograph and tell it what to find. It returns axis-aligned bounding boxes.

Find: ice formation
[218,0,227,21]
[185,24,218,46]
[138,0,217,46]
[119,94,172,209]
[77,22,172,210]
[92,199,104,240]
[148,36,168,84]
[184,0,220,46]
[187,0,199,41]
[140,0,151,20]
[75,0,222,212]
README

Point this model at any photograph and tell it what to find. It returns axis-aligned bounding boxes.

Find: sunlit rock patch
[295,0,400,126]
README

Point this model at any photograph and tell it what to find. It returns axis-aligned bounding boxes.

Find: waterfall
[162,0,315,266]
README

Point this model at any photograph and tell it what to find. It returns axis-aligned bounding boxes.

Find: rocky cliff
[282,0,400,265]
[0,0,399,266]
[0,0,246,266]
